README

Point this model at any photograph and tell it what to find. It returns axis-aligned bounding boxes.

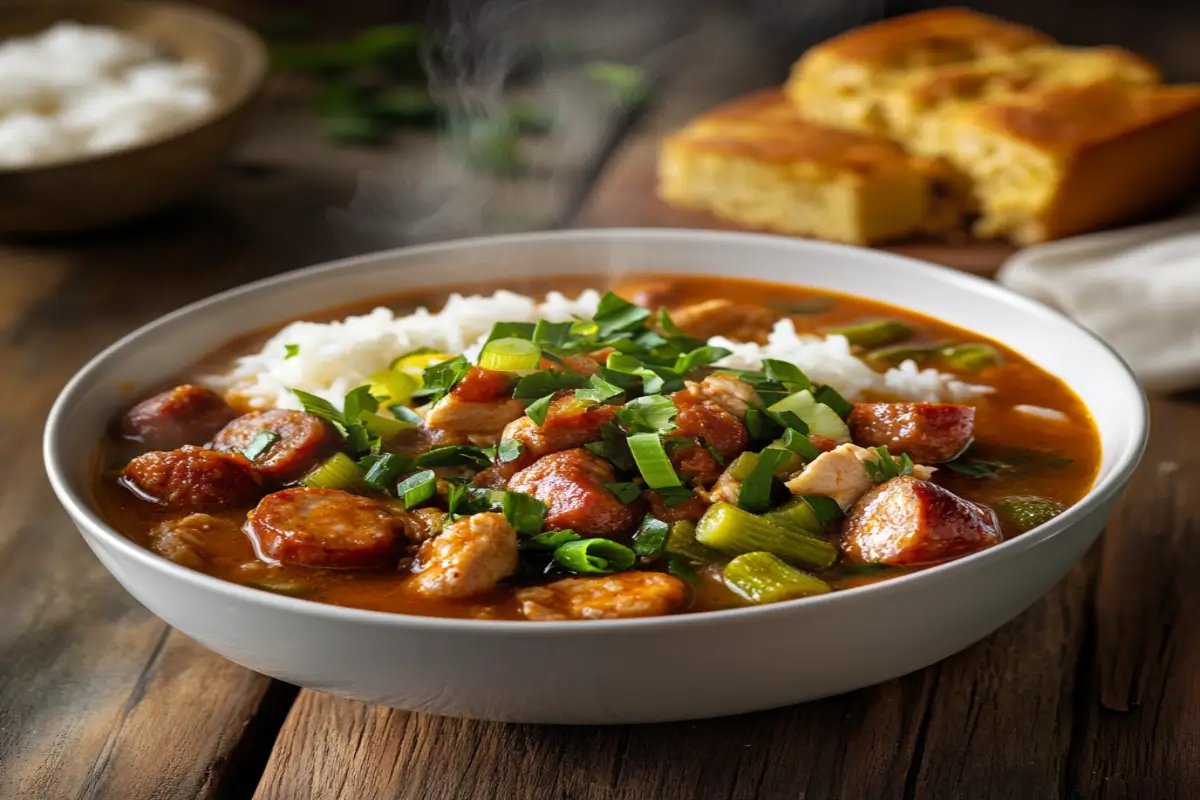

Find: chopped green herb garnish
[781,428,821,462]
[283,344,300,359]
[762,359,814,393]
[362,453,410,493]
[593,291,652,337]
[768,297,836,315]
[863,446,915,483]
[242,430,280,461]
[414,355,472,404]
[414,445,493,470]
[605,481,643,504]
[616,394,679,435]
[290,389,345,427]
[674,345,732,375]
[633,516,670,559]
[513,370,588,401]
[584,422,636,471]
[800,495,844,526]
[501,490,548,535]
[496,439,524,464]
[656,486,697,507]
[525,393,556,426]
[575,374,625,404]
[813,385,853,419]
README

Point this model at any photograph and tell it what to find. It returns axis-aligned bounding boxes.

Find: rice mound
[209,290,992,411]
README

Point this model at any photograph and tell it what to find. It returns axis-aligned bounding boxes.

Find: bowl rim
[43,227,1150,633]
[0,0,268,176]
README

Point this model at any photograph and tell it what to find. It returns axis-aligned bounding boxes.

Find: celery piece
[302,453,370,493]
[769,390,851,442]
[723,552,831,604]
[695,502,837,570]
[665,520,722,566]
[760,496,825,536]
[942,343,1002,372]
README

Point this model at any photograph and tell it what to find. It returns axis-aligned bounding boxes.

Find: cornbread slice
[943,84,1200,243]
[785,8,1053,135]
[657,90,967,245]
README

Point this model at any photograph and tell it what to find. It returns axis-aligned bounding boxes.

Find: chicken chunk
[516,572,689,620]
[783,443,936,511]
[682,374,761,421]
[423,369,526,445]
[848,403,975,463]
[508,449,638,535]
[411,512,518,599]
[842,476,1002,565]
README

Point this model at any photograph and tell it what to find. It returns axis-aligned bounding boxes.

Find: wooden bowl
[0,2,268,234]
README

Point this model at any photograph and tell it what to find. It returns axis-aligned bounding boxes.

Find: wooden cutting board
[574,136,1017,278]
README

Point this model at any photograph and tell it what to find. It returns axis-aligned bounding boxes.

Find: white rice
[209,291,993,410]
[0,22,214,167]
[210,290,602,410]
[711,318,993,403]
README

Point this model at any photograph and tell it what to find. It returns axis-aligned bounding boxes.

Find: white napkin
[996,211,1200,393]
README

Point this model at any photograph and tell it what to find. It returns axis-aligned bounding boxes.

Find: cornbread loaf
[784,8,1053,136]
[657,90,968,245]
[944,83,1200,243]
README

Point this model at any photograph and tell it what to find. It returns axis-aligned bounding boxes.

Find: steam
[329,0,691,253]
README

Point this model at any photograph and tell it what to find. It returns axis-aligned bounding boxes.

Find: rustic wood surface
[2,3,1198,798]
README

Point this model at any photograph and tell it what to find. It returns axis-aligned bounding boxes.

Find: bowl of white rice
[0,2,266,234]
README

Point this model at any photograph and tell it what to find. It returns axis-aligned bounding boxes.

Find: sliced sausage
[517,572,689,620]
[668,390,749,485]
[247,487,397,569]
[498,394,617,475]
[848,403,975,463]
[211,409,336,483]
[121,446,262,509]
[410,512,518,599]
[842,475,1002,566]
[508,449,638,536]
[121,384,237,451]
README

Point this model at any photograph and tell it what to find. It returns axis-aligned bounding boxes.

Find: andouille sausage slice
[121,446,262,509]
[508,449,637,536]
[847,403,975,463]
[121,384,237,451]
[211,409,337,483]
[842,475,1002,566]
[247,487,397,569]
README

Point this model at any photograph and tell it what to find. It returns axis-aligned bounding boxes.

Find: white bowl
[44,229,1147,724]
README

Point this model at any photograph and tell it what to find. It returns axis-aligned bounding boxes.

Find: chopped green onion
[760,496,824,536]
[723,552,831,604]
[485,321,536,344]
[290,389,345,427]
[342,385,379,424]
[781,428,821,462]
[303,453,369,493]
[520,529,580,551]
[553,538,637,574]
[584,61,651,110]
[633,516,670,560]
[525,393,556,426]
[995,496,1065,533]
[656,486,698,506]
[361,454,410,492]
[695,502,837,569]
[768,297,836,315]
[478,337,541,372]
[769,390,851,442]
[605,353,681,395]
[863,446,915,483]
[395,470,437,508]
[813,385,853,419]
[942,343,1002,371]
[584,422,636,470]
[628,433,682,489]
[413,355,472,403]
[592,290,652,336]
[242,430,279,462]
[605,481,643,504]
[826,319,914,348]
[369,369,419,406]
[532,320,573,347]
[283,344,300,359]
[674,345,732,375]
[737,448,794,513]
[801,495,844,526]
[359,410,414,443]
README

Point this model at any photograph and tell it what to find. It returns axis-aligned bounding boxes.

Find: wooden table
[4,7,1200,799]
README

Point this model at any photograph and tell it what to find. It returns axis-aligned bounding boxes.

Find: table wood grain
[2,4,1198,798]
